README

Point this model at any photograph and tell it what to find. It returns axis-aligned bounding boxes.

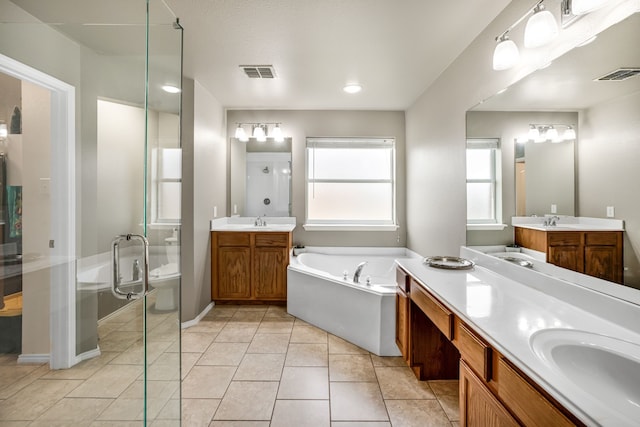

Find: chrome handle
[111,233,149,300]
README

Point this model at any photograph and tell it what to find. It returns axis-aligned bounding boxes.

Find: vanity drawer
[585,232,619,246]
[396,267,410,293]
[255,233,289,247]
[547,232,581,246]
[455,319,492,381]
[216,232,250,247]
[410,280,453,339]
[497,358,574,427]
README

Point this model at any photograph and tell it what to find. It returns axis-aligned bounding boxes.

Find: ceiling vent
[240,65,276,79]
[595,68,640,81]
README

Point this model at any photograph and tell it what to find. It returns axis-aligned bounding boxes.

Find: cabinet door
[396,288,410,362]
[217,247,251,299]
[253,247,288,299]
[460,361,519,427]
[585,245,619,282]
[548,245,582,272]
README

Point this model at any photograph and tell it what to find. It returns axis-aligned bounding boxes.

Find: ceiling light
[493,34,520,70]
[271,123,284,143]
[235,123,248,142]
[343,84,362,94]
[571,0,610,15]
[162,85,181,94]
[253,124,266,142]
[524,2,558,48]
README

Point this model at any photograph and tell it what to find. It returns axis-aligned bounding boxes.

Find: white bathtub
[287,247,420,356]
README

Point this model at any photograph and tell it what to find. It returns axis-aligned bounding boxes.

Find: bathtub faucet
[353,261,368,283]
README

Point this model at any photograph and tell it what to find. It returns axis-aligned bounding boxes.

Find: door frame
[0,53,77,369]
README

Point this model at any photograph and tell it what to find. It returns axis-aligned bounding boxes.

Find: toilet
[149,235,181,311]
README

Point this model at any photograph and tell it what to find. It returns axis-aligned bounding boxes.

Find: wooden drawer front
[396,267,410,293]
[217,232,250,247]
[497,358,574,427]
[410,280,453,339]
[547,232,581,246]
[585,232,619,246]
[514,227,546,253]
[456,320,492,382]
[255,233,289,247]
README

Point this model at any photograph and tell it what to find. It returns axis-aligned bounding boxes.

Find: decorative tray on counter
[424,256,474,270]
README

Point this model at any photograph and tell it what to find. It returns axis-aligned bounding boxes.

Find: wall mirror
[230,138,292,217]
[466,11,640,292]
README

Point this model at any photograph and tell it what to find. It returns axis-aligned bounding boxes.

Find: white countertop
[210,216,296,232]
[512,216,624,231]
[396,249,640,427]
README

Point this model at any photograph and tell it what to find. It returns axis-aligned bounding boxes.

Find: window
[305,137,396,230]
[466,138,500,224]
[151,148,181,224]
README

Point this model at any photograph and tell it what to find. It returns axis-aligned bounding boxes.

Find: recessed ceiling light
[162,85,181,94]
[343,84,362,94]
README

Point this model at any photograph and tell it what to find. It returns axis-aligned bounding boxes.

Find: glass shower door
[0,1,182,425]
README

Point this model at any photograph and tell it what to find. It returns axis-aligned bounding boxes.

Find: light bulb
[253,125,266,142]
[524,4,558,48]
[563,126,576,140]
[546,126,559,141]
[528,125,540,141]
[271,124,284,142]
[493,35,520,71]
[235,124,248,142]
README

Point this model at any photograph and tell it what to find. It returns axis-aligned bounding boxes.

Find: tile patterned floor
[0,303,460,426]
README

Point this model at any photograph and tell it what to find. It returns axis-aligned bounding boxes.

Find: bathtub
[287,247,420,356]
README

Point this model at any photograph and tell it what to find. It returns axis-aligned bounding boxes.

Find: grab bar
[111,233,149,300]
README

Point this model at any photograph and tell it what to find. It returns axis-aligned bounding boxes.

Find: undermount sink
[530,329,640,425]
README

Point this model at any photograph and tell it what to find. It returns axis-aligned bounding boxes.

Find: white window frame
[303,137,398,231]
[466,138,505,229]
[151,147,182,225]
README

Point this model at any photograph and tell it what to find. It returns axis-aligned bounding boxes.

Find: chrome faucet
[254,216,264,226]
[543,216,560,226]
[353,261,368,283]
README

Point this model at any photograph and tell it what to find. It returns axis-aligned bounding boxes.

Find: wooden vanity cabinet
[515,227,623,283]
[396,267,584,427]
[395,267,410,362]
[212,231,292,302]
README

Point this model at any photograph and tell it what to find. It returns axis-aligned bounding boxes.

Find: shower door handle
[111,234,149,300]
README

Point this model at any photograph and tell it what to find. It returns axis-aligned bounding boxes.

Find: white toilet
[149,234,181,311]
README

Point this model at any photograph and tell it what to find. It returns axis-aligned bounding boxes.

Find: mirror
[467,11,640,290]
[230,138,292,217]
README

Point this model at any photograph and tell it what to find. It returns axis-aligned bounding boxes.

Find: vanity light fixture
[0,121,7,141]
[525,124,576,143]
[524,2,558,48]
[492,0,559,71]
[235,122,286,142]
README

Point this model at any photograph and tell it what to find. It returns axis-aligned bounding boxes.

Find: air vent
[595,68,640,81]
[240,65,276,79]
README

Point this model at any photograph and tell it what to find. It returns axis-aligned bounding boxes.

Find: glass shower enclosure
[0,1,182,424]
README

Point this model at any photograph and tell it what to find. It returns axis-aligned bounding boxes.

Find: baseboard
[181,302,214,329]
[18,353,50,365]
[76,346,101,363]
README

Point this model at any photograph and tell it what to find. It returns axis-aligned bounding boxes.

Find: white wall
[226,110,406,248]
[181,79,226,322]
[579,91,640,288]
[405,0,635,258]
